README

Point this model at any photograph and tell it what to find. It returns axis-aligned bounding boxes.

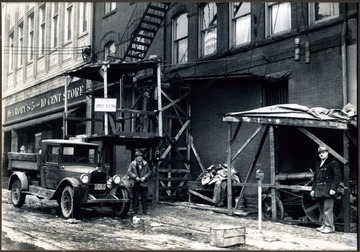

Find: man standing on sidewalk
[127,150,152,215]
[310,145,342,233]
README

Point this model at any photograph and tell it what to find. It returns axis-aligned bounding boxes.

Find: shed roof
[223,104,357,130]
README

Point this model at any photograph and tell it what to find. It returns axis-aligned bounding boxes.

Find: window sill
[78,31,89,39]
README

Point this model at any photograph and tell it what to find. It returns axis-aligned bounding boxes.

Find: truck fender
[50,177,81,201]
[8,172,29,191]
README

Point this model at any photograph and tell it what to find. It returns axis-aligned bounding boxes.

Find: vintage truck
[7,139,130,219]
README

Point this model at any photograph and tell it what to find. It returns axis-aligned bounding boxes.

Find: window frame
[79,2,88,35]
[230,2,252,47]
[173,12,188,64]
[51,2,59,49]
[9,32,14,73]
[64,3,73,42]
[27,12,34,62]
[200,3,217,57]
[308,2,339,24]
[265,2,292,37]
[17,22,24,68]
[39,3,46,56]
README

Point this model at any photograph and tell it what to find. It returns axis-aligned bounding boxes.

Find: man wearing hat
[310,145,341,233]
[127,150,152,215]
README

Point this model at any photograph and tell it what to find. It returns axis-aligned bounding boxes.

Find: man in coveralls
[127,150,152,215]
[310,145,342,233]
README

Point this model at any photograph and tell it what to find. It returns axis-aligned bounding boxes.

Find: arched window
[200,3,217,56]
[173,13,188,64]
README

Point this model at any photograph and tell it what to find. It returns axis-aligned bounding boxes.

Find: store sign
[5,80,86,124]
[94,98,117,112]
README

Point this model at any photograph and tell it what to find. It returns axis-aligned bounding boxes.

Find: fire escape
[112,3,202,201]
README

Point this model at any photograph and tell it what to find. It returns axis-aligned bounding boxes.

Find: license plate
[94,184,106,190]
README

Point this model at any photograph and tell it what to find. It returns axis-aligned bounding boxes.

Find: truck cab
[8,139,130,219]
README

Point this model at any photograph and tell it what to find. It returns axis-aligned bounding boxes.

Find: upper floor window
[9,32,14,72]
[266,2,291,36]
[65,3,73,42]
[173,13,188,64]
[79,2,88,34]
[200,3,217,56]
[28,12,34,62]
[105,2,116,14]
[18,22,24,67]
[39,4,46,55]
[105,41,116,60]
[231,2,251,46]
[51,2,59,48]
[309,3,339,24]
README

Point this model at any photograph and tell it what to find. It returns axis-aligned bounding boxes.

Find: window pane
[177,38,188,63]
[233,2,251,45]
[235,15,251,44]
[202,3,217,29]
[175,14,188,39]
[271,2,291,34]
[234,2,250,18]
[315,3,339,20]
[204,27,217,55]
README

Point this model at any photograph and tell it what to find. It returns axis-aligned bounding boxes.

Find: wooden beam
[189,136,205,172]
[236,125,269,209]
[297,127,348,164]
[189,189,214,204]
[232,125,265,162]
[227,121,233,215]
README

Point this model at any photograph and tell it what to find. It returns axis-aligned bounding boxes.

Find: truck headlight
[80,174,90,184]
[113,175,121,184]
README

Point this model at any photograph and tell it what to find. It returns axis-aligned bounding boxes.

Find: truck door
[43,145,60,189]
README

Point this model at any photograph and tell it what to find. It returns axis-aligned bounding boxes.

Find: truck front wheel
[61,186,79,219]
[112,187,130,217]
[11,179,26,208]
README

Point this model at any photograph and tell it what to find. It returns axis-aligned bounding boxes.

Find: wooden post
[227,121,233,215]
[343,132,350,232]
[63,76,73,139]
[269,125,277,220]
[156,63,163,137]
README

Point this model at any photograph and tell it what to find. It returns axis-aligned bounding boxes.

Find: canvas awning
[223,104,357,130]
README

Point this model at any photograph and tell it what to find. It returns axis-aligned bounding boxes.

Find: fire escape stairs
[122,3,170,61]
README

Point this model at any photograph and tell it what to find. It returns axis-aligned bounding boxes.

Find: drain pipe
[341,3,348,106]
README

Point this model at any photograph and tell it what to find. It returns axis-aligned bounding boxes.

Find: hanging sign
[94,98,117,112]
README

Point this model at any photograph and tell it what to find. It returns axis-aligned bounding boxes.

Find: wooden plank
[158,169,190,173]
[189,136,205,172]
[232,125,265,162]
[297,127,348,164]
[189,189,214,203]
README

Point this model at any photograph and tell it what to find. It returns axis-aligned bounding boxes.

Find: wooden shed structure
[222,104,357,233]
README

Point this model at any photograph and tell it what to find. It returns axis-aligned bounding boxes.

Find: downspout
[341,3,348,106]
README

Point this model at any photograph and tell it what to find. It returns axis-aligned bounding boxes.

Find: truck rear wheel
[61,186,79,219]
[11,179,26,208]
[112,187,130,217]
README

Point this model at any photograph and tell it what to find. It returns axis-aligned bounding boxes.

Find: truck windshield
[62,145,98,164]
